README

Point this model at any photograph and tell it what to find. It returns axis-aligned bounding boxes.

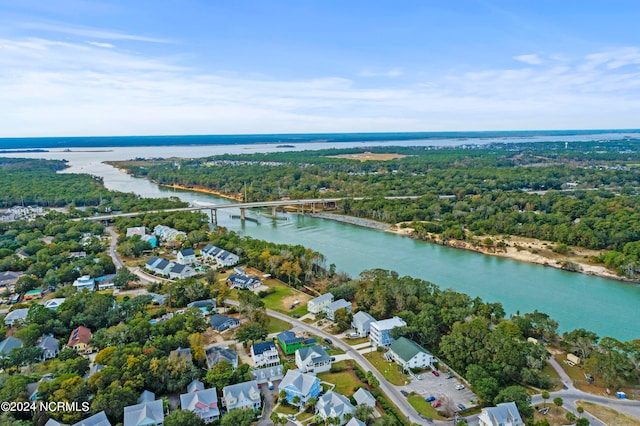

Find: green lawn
[541,360,563,391]
[346,337,370,346]
[317,361,366,395]
[267,316,292,334]
[274,404,299,415]
[259,280,309,315]
[364,351,408,386]
[407,394,446,420]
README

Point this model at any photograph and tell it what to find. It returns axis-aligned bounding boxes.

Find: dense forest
[116,140,640,277]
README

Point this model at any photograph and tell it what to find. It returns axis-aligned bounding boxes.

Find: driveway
[401,369,478,417]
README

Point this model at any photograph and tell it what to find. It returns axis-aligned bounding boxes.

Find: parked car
[455,384,465,390]
[400,390,409,397]
[330,357,336,361]
[292,313,300,318]
[457,403,466,411]
[432,400,441,408]
[431,370,440,376]
[446,373,453,379]
[425,396,436,402]
[324,337,333,344]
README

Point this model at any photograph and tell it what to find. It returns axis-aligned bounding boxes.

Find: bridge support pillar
[311,203,316,214]
[240,208,246,221]
[209,209,217,225]
[272,206,277,218]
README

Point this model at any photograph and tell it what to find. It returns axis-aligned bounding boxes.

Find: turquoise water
[2,145,639,340]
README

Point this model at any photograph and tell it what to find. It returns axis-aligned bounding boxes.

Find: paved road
[106,226,124,269]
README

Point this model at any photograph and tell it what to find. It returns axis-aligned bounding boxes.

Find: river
[2,143,640,340]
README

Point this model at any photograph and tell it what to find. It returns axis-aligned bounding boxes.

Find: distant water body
[1,129,639,149]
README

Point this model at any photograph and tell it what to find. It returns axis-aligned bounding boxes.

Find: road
[106,226,124,269]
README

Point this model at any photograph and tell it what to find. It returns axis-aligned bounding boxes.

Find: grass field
[407,394,446,420]
[267,316,292,334]
[364,351,408,386]
[259,279,310,316]
[578,401,640,426]
[541,360,563,391]
[317,361,365,396]
[346,337,370,346]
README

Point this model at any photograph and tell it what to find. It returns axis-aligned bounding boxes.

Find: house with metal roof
[278,370,321,406]
[42,298,66,310]
[177,248,197,265]
[478,402,525,426]
[251,365,284,383]
[315,391,355,425]
[0,336,23,358]
[276,330,316,355]
[351,311,376,337]
[386,337,436,370]
[250,341,280,368]
[180,380,220,423]
[72,411,111,426]
[72,275,95,291]
[67,326,92,353]
[4,308,29,327]
[353,388,376,408]
[369,316,407,348]
[209,314,240,332]
[222,380,262,412]
[226,274,262,290]
[323,299,352,321]
[308,293,334,314]
[123,398,164,426]
[201,245,239,267]
[37,335,60,361]
[345,419,367,426]
[295,344,332,373]
[205,346,238,370]
[168,262,196,279]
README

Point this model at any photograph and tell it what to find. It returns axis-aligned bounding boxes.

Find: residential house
[187,299,216,314]
[278,370,321,406]
[226,274,262,290]
[177,248,197,265]
[217,250,239,267]
[44,419,65,426]
[201,245,239,267]
[251,365,284,383]
[222,380,262,412]
[209,314,240,332]
[138,390,156,404]
[369,317,407,348]
[148,293,168,305]
[353,388,376,408]
[42,298,66,310]
[308,293,334,314]
[0,337,22,358]
[24,289,44,300]
[351,311,376,337]
[345,419,367,426]
[36,335,60,361]
[123,398,164,426]
[72,275,95,291]
[315,391,355,425]
[250,341,280,368]
[170,347,192,363]
[72,411,111,426]
[168,263,196,280]
[205,346,238,370]
[4,308,29,327]
[145,256,195,279]
[95,274,116,291]
[180,380,220,423]
[295,344,332,374]
[478,402,525,426]
[141,234,157,248]
[386,337,436,371]
[15,249,30,260]
[126,227,147,237]
[276,330,316,355]
[153,224,186,242]
[323,299,351,321]
[67,326,92,353]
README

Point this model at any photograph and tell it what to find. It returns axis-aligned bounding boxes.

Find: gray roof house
[351,311,376,337]
[42,298,66,310]
[137,390,156,404]
[44,418,66,426]
[226,274,262,290]
[222,380,262,411]
[180,380,220,423]
[295,344,332,374]
[0,271,21,287]
[316,391,356,425]
[345,419,367,426]
[209,314,240,332]
[123,398,164,426]
[72,411,111,426]
[478,402,525,426]
[323,299,352,321]
[353,388,376,408]
[176,248,197,265]
[4,308,29,327]
[36,336,60,361]
[168,262,196,280]
[205,346,238,370]
[251,365,284,383]
[307,293,334,314]
[0,336,23,357]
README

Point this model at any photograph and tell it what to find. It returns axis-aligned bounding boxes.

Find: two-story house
[250,341,280,368]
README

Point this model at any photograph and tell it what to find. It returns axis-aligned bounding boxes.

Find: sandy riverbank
[158,183,244,202]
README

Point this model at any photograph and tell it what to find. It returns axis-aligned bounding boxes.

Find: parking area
[400,369,478,415]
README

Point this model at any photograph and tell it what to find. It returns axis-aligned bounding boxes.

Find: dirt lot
[328,152,407,161]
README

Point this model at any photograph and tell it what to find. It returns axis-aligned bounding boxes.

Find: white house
[316,391,355,426]
[323,299,351,321]
[72,275,95,291]
[201,244,239,267]
[180,380,220,423]
[386,337,436,370]
[295,344,332,373]
[42,298,66,310]
[250,341,280,368]
[177,248,197,265]
[308,293,334,314]
[222,380,262,412]
[4,308,29,327]
[369,316,407,348]
[478,402,525,426]
[351,311,376,337]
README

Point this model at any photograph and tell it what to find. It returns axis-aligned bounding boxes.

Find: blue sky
[1,0,640,136]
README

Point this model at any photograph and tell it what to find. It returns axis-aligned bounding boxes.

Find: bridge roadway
[82,196,422,221]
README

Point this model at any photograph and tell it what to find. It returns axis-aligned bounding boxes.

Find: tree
[354,403,374,422]
[292,395,301,406]
[577,405,584,418]
[113,267,139,289]
[90,384,138,423]
[205,360,235,389]
[566,412,577,423]
[553,397,563,413]
[164,409,206,426]
[576,418,590,426]
[541,390,550,407]
[494,386,533,419]
[220,408,255,426]
[365,371,379,387]
[234,323,268,344]
[334,307,352,332]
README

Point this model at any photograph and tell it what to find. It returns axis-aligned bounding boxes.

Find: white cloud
[358,68,404,78]
[87,41,115,48]
[514,54,544,65]
[1,37,640,136]
[20,21,171,43]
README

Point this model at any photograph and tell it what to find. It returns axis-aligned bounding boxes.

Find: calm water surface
[3,144,640,340]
